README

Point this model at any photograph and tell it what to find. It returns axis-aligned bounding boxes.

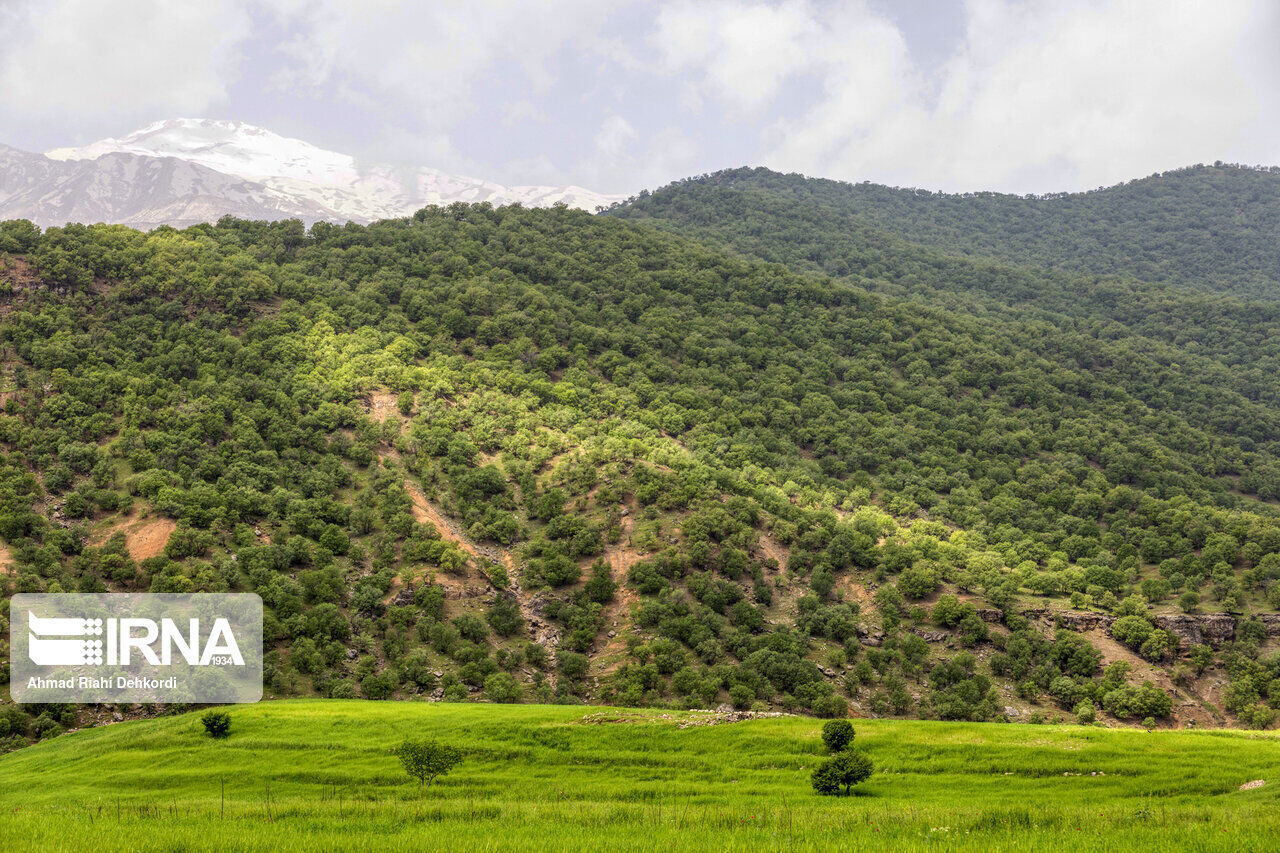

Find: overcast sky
[2,0,1278,195]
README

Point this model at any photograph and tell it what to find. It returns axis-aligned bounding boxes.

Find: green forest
[610,164,1280,299]
[3,164,1280,747]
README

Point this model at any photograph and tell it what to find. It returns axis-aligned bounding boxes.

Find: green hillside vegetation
[610,164,1280,299]
[1,194,1279,745]
[0,701,1277,852]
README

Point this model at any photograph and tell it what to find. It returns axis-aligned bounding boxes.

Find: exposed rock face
[1011,608,1243,647]
[1151,613,1235,647]
[1019,608,1114,633]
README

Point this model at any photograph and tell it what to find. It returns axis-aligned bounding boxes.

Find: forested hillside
[610,165,1280,300]
[2,195,1280,746]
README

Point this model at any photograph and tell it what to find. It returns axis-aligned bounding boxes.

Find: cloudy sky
[2,0,1278,195]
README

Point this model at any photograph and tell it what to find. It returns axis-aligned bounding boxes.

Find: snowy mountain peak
[46,118,360,187]
[34,119,626,224]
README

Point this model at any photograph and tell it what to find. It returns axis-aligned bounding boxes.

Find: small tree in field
[821,719,855,753]
[396,739,462,789]
[201,710,231,739]
[811,750,873,796]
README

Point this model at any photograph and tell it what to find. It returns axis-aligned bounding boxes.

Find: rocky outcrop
[1020,608,1115,633]
[1151,613,1235,647]
[1011,607,1245,647]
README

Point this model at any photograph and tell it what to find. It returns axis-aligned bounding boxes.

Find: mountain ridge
[610,164,1280,299]
[3,119,625,229]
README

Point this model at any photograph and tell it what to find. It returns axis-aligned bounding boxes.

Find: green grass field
[0,702,1276,851]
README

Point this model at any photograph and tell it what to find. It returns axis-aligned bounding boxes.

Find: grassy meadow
[0,701,1276,851]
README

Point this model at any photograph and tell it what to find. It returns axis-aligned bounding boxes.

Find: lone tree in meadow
[396,739,462,789]
[822,719,855,752]
[811,749,874,796]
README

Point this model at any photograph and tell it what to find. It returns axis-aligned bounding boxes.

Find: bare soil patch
[363,391,402,423]
[756,534,789,570]
[404,481,479,559]
[92,513,177,562]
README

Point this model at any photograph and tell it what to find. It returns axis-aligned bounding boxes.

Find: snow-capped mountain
[3,119,625,229]
[0,143,339,230]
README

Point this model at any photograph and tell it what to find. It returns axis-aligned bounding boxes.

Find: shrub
[558,651,589,681]
[201,710,231,739]
[486,595,523,637]
[931,594,970,628]
[584,559,618,604]
[453,614,488,643]
[361,669,398,699]
[330,679,360,699]
[1239,703,1277,730]
[898,565,938,600]
[811,749,874,796]
[484,672,522,703]
[1111,615,1154,651]
[813,695,849,719]
[525,642,550,669]
[1102,681,1172,719]
[1074,700,1096,724]
[395,739,462,789]
[821,719,855,752]
[1189,644,1215,673]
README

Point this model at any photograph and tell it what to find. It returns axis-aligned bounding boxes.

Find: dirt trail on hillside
[401,479,560,667]
[1084,628,1221,727]
[0,544,12,576]
[593,513,644,676]
[404,481,479,558]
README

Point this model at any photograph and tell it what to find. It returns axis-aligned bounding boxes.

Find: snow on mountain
[0,143,341,230]
[43,118,625,223]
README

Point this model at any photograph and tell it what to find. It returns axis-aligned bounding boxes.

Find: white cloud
[594,115,639,162]
[653,0,821,114]
[911,0,1280,190]
[501,100,546,126]
[564,116,698,191]
[0,0,1276,194]
[267,0,632,124]
[0,0,251,122]
[661,0,1280,192]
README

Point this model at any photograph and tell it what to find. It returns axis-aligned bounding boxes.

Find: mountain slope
[2,206,1279,744]
[611,165,1280,300]
[607,168,1280,501]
